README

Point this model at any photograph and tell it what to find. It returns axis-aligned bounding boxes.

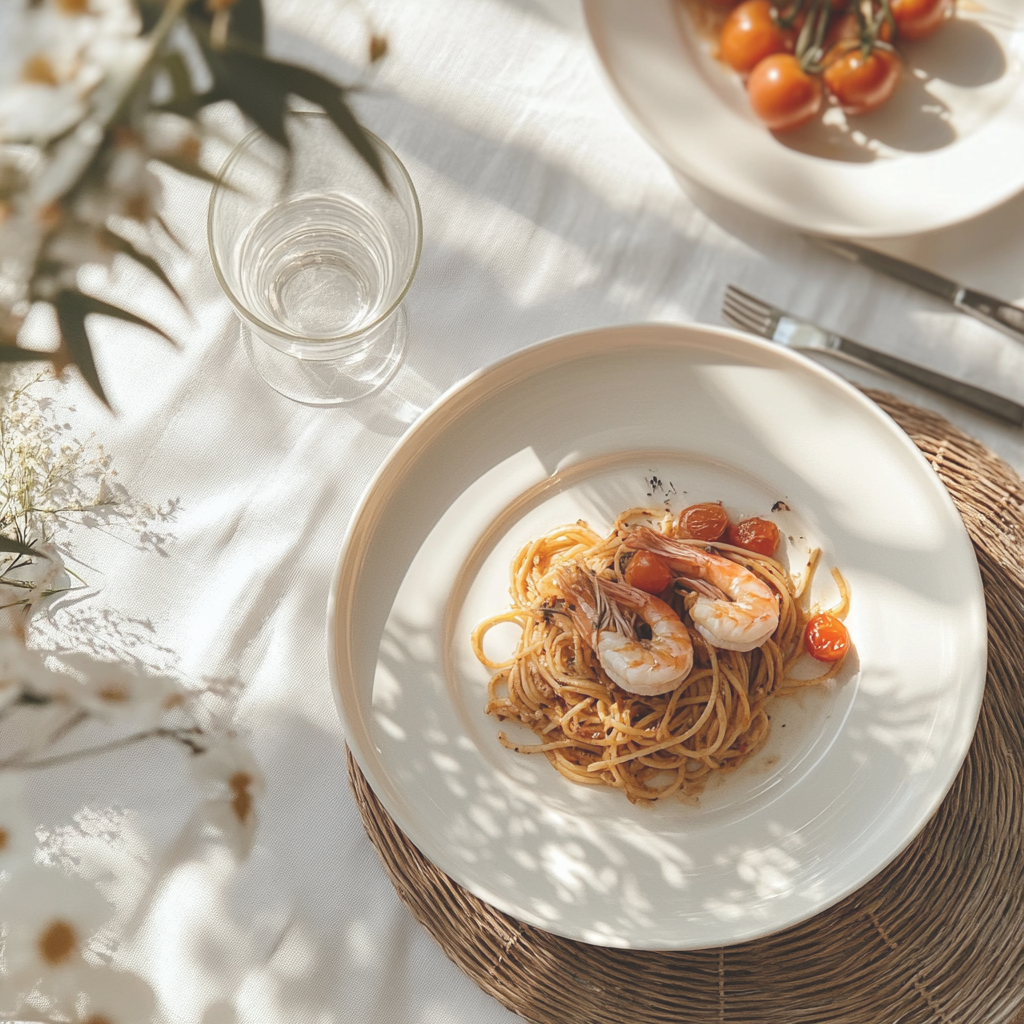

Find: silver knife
[815,238,1024,344]
[722,285,1024,427]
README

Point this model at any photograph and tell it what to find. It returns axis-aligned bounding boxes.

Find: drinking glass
[208,113,422,405]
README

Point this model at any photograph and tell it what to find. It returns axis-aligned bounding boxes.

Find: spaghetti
[472,506,850,804]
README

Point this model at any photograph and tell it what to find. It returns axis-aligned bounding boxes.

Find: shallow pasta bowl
[327,322,986,949]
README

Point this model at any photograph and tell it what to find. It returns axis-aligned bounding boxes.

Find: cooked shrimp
[555,565,693,696]
[624,526,779,653]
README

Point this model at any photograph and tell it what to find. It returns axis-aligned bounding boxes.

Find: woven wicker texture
[347,392,1024,1024]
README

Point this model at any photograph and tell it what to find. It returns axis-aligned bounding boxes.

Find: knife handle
[955,288,1024,344]
[836,336,1024,427]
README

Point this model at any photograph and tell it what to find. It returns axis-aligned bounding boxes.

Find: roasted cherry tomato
[823,47,901,115]
[726,517,780,556]
[804,613,851,662]
[719,0,792,74]
[678,502,730,542]
[624,551,675,595]
[891,0,953,41]
[747,54,823,132]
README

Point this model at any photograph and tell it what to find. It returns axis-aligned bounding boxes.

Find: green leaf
[17,691,52,706]
[54,291,109,407]
[229,0,264,48]
[0,535,46,559]
[156,83,229,119]
[152,152,227,190]
[55,290,176,405]
[198,36,289,147]
[192,32,387,185]
[0,346,54,364]
[160,51,196,109]
[137,0,167,33]
[74,293,175,346]
[155,214,185,251]
[100,228,184,307]
[262,58,388,185]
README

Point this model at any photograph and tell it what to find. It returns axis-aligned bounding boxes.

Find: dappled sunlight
[98,707,527,1023]
[5,0,1011,1014]
[332,324,984,950]
[357,538,964,944]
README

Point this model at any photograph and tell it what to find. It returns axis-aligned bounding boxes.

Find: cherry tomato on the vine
[624,551,675,595]
[747,53,823,132]
[825,11,893,49]
[891,0,953,41]
[804,613,851,662]
[677,503,730,542]
[726,517,780,556]
[719,0,792,74]
[823,47,901,115]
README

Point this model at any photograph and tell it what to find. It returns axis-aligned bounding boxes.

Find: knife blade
[815,238,1024,345]
[721,285,1024,427]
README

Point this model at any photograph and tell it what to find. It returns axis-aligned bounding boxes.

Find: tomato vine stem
[768,0,899,73]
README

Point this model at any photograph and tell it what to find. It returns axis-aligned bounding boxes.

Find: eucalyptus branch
[31,0,189,212]
[1,0,390,402]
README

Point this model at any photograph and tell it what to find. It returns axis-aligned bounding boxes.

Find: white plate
[328,323,986,949]
[583,0,1024,237]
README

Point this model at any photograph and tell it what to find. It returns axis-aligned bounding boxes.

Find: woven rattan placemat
[347,391,1024,1024]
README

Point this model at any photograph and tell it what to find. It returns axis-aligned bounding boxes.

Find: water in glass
[239,194,396,340]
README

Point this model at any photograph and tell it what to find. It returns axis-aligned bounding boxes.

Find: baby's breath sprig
[0,368,123,611]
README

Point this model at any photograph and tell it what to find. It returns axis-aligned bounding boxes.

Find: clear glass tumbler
[208,113,422,405]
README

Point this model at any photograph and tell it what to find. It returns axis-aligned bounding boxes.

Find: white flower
[46,653,185,727]
[74,966,157,1024]
[0,634,66,709]
[0,0,142,144]
[0,79,96,147]
[0,865,112,986]
[191,738,264,859]
[0,773,37,875]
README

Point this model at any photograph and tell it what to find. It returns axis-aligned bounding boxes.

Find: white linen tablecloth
[22,1,1024,1021]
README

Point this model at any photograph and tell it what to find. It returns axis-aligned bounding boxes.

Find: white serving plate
[328,322,987,949]
[583,0,1024,237]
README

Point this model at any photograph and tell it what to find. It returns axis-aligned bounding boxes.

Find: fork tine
[723,285,774,318]
[721,296,764,332]
[721,286,775,336]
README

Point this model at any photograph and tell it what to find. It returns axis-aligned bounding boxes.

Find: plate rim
[327,321,988,948]
[581,0,1024,238]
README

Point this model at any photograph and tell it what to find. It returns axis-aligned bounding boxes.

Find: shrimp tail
[624,525,779,653]
[554,564,599,643]
[624,525,702,567]
[591,574,653,612]
[556,562,694,696]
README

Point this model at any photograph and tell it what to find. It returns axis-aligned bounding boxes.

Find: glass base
[241,306,407,406]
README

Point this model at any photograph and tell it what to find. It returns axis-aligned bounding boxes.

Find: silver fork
[722,285,1024,427]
